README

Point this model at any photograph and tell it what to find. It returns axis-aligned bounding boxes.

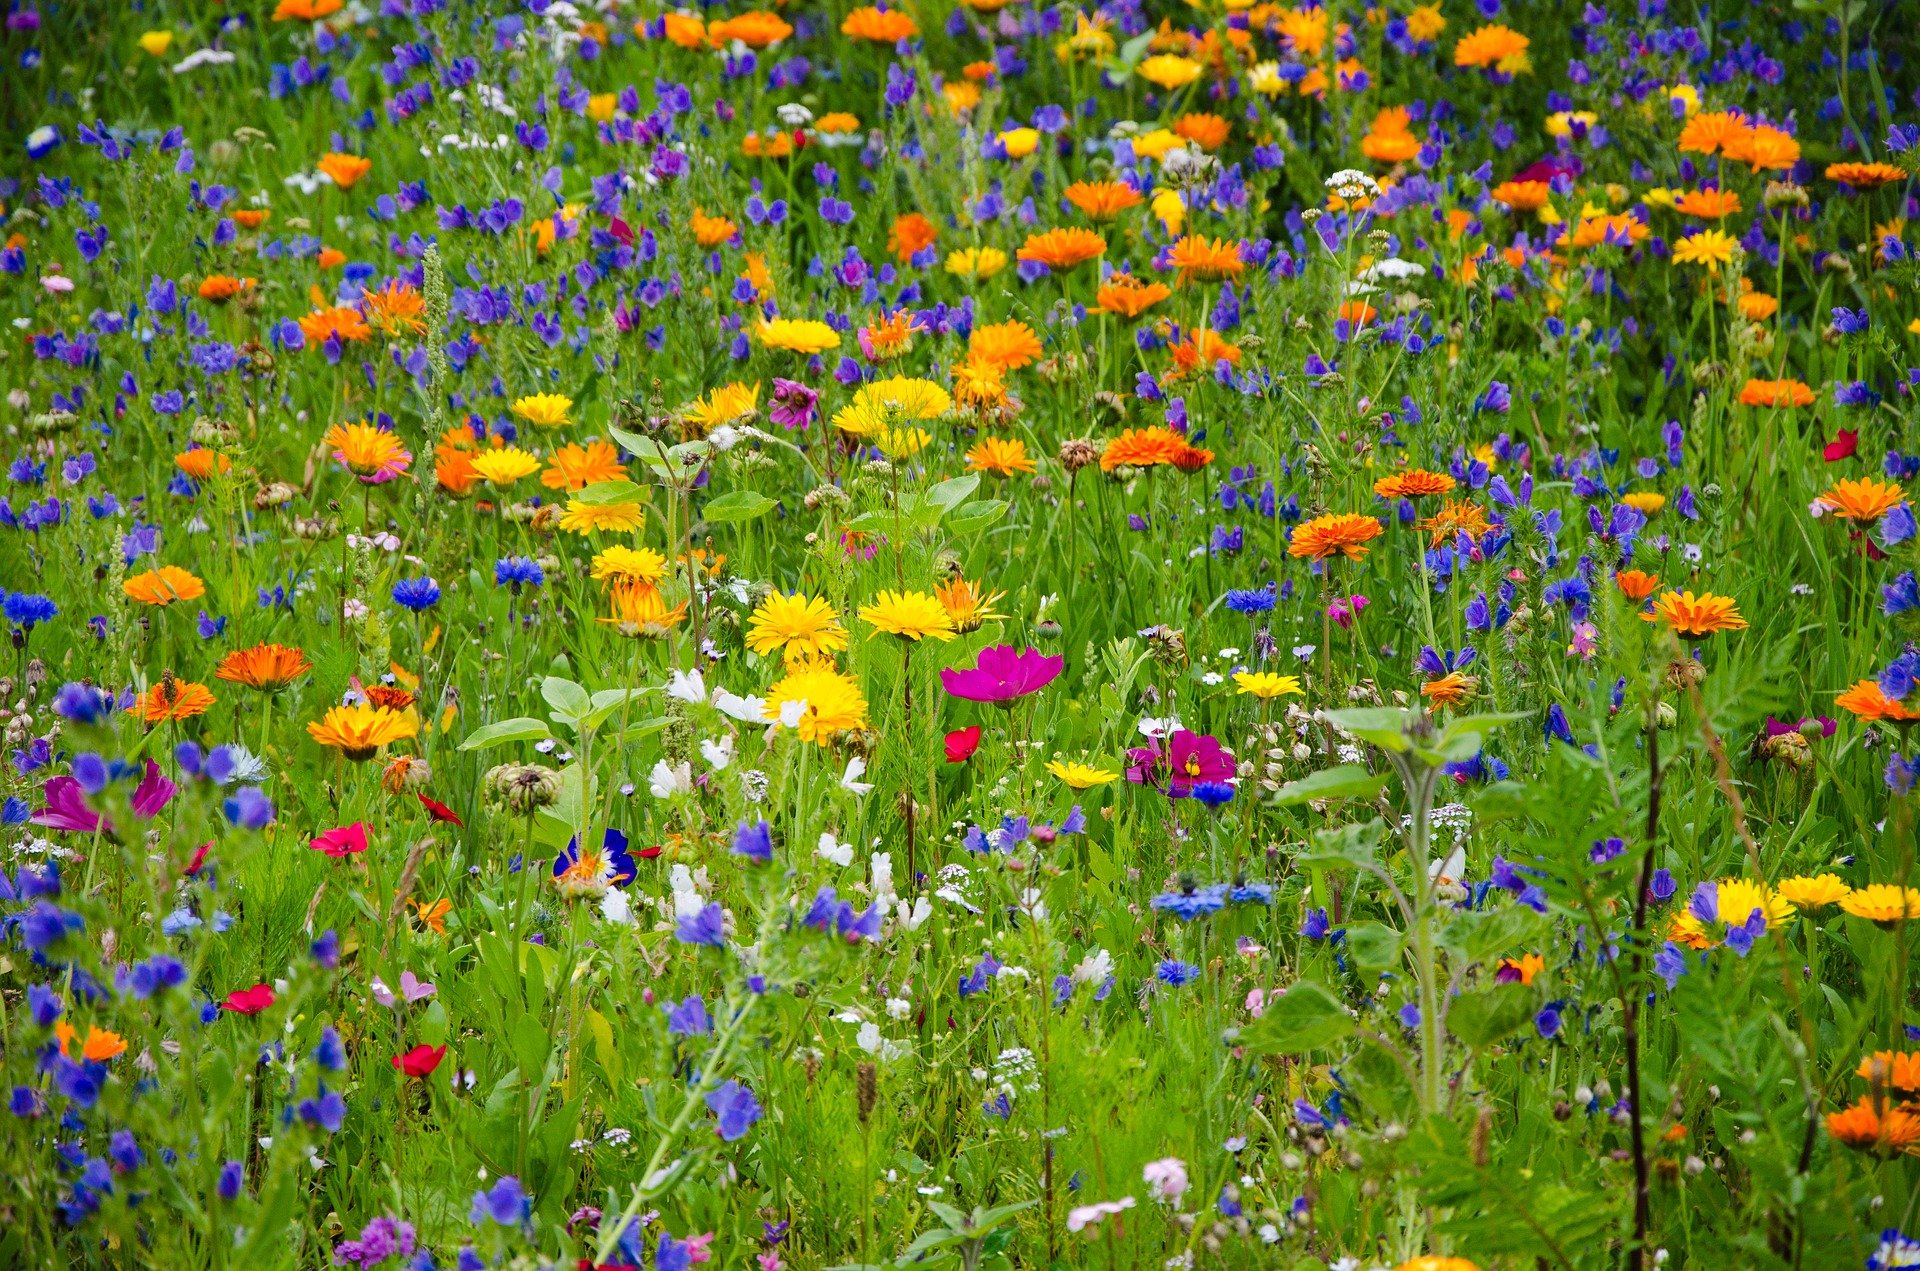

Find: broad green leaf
[924,473,980,512]
[458,717,553,751]
[1446,982,1540,1048]
[1295,817,1386,867]
[703,489,778,522]
[1345,921,1404,971]
[542,676,592,722]
[946,498,1008,534]
[1238,979,1355,1054]
[1272,765,1388,806]
[572,479,647,506]
[1322,706,1413,752]
[1441,905,1549,966]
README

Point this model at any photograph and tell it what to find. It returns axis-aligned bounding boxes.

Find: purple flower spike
[939,644,1063,706]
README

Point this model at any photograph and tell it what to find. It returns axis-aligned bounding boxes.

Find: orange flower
[128,678,217,724]
[1167,329,1240,378]
[56,1022,129,1062]
[658,12,708,47]
[887,212,938,263]
[436,448,480,498]
[1858,1052,1920,1095]
[272,0,342,18]
[1498,953,1545,986]
[1726,124,1798,172]
[231,209,271,230]
[965,436,1037,476]
[1677,110,1749,156]
[317,247,347,270]
[1169,443,1214,473]
[1372,469,1456,499]
[1568,213,1650,250]
[860,309,922,359]
[1099,426,1186,472]
[1640,590,1747,637]
[1615,569,1662,602]
[1453,23,1529,70]
[1738,292,1779,321]
[123,565,207,606]
[706,11,793,45]
[175,449,232,481]
[1826,162,1905,190]
[541,440,626,491]
[1172,112,1231,150]
[1416,498,1493,547]
[968,320,1043,371]
[1673,187,1742,219]
[1064,180,1145,220]
[1337,300,1378,326]
[1490,180,1551,212]
[1836,680,1920,724]
[297,304,372,345]
[1166,235,1244,284]
[215,643,313,692]
[1827,1098,1920,1156]
[1817,478,1907,523]
[1737,378,1814,407]
[316,152,371,189]
[841,5,917,41]
[411,897,453,935]
[690,208,738,248]
[197,275,255,302]
[365,684,416,712]
[359,279,427,336]
[1360,107,1421,163]
[1016,227,1106,270]
[1289,513,1384,561]
[1096,273,1172,319]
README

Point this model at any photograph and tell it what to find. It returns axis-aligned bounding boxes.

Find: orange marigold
[1817,477,1907,523]
[1372,469,1455,500]
[1827,1098,1920,1156]
[128,678,216,724]
[1490,180,1551,211]
[197,275,255,303]
[1615,569,1662,602]
[1676,110,1749,156]
[969,320,1044,371]
[1166,235,1244,284]
[1172,112,1231,150]
[1099,426,1186,472]
[887,212,938,263]
[1640,590,1747,637]
[541,440,626,491]
[1095,273,1172,318]
[216,643,313,692]
[1453,23,1529,70]
[297,304,372,345]
[1738,378,1815,407]
[1016,227,1106,270]
[123,565,206,606]
[1837,679,1920,724]
[1827,162,1905,189]
[841,5,917,41]
[1289,513,1384,561]
[1064,180,1145,220]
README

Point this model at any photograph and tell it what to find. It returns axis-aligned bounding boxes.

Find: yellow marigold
[591,545,668,585]
[469,447,543,486]
[558,499,646,535]
[965,436,1036,476]
[1233,671,1303,700]
[997,127,1041,159]
[860,590,957,642]
[1405,4,1445,41]
[1620,491,1665,515]
[1453,23,1529,71]
[511,393,573,429]
[1640,590,1747,637]
[1672,228,1738,270]
[308,704,418,761]
[746,592,848,661]
[1816,477,1906,523]
[1776,874,1852,913]
[683,382,760,433]
[123,565,206,606]
[832,377,951,436]
[599,581,689,637]
[951,357,1010,412]
[1289,513,1384,561]
[1842,884,1920,927]
[758,317,841,355]
[763,661,870,743]
[1137,54,1204,89]
[1047,760,1120,789]
[945,246,1008,279]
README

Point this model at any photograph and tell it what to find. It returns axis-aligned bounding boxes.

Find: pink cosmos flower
[310,822,370,857]
[939,644,1063,706]
[32,760,175,834]
[1126,730,1234,796]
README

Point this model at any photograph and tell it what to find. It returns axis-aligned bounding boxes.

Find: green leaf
[1345,921,1403,972]
[1438,711,1529,755]
[924,473,980,512]
[703,489,778,522]
[946,498,1008,534]
[1295,817,1385,868]
[1238,979,1355,1054]
[1322,706,1413,752]
[1272,765,1388,806]
[458,717,553,751]
[607,424,659,459]
[1446,982,1540,1048]
[542,676,592,723]
[572,479,647,506]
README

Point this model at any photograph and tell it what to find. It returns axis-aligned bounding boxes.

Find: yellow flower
[1405,5,1445,42]
[945,247,1008,279]
[832,377,952,436]
[137,30,174,55]
[598,582,687,637]
[1672,229,1738,271]
[1137,54,1204,90]
[758,317,841,355]
[965,436,1036,476]
[683,382,760,433]
[510,393,574,429]
[1842,884,1920,927]
[746,593,849,661]
[324,421,411,478]
[591,545,668,585]
[876,426,932,459]
[998,127,1041,159]
[860,590,957,642]
[764,661,870,743]
[1619,491,1665,515]
[935,579,1007,632]
[469,447,543,486]
[1233,671,1303,700]
[558,499,647,535]
[307,704,418,762]
[1047,760,1119,789]
[1776,874,1852,913]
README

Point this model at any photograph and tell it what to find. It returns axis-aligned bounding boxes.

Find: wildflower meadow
[6,0,1920,1266]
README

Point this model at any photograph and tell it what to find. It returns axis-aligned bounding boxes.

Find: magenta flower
[32,761,175,834]
[769,378,818,430]
[940,644,1063,706]
[1126,730,1234,796]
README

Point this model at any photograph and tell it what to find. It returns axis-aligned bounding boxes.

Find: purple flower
[675,902,726,947]
[768,378,818,429]
[705,1079,763,1140]
[1126,730,1234,797]
[665,995,711,1037]
[470,1176,529,1227]
[939,644,1063,706]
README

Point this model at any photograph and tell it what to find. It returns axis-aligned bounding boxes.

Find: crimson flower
[418,794,464,826]
[392,1044,447,1078]
[939,645,1063,706]
[310,822,370,858]
[944,726,982,763]
[1823,429,1859,462]
[222,983,276,1015]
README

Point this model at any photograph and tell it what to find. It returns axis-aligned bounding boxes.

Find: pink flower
[686,1233,716,1264]
[1066,1196,1136,1233]
[769,378,818,429]
[944,726,982,763]
[1142,1157,1189,1204]
[221,983,276,1015]
[309,822,370,857]
[1566,621,1598,660]
[939,644,1063,706]
[1327,593,1369,629]
[1126,730,1233,796]
[32,760,175,834]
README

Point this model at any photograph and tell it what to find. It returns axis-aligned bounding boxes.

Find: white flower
[282,169,331,195]
[599,891,633,925]
[648,759,693,800]
[1199,671,1224,686]
[855,1021,909,1061]
[713,690,766,722]
[816,832,854,868]
[699,736,735,771]
[871,852,896,906]
[667,668,706,703]
[885,997,912,1019]
[895,896,931,930]
[1365,256,1426,280]
[776,102,814,127]
[172,48,237,73]
[1136,715,1183,740]
[1017,888,1048,920]
[1072,947,1113,985]
[840,756,874,796]
[777,698,808,729]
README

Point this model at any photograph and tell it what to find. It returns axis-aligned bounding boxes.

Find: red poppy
[418,794,464,827]
[222,983,276,1015]
[944,726,982,763]
[183,841,212,876]
[310,822,370,857]
[636,845,664,859]
[391,1044,447,1077]
[1824,429,1859,462]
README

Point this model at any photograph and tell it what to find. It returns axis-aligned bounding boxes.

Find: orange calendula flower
[860,309,921,360]
[1421,672,1477,708]
[1640,590,1747,637]
[840,5,917,41]
[1491,180,1551,212]
[316,152,371,189]
[197,275,255,303]
[128,678,216,724]
[887,212,938,263]
[965,436,1037,476]
[689,208,738,248]
[600,581,689,637]
[706,11,793,46]
[1816,477,1906,523]
[436,448,480,498]
[1166,235,1244,284]
[1172,112,1231,151]
[1099,426,1186,472]
[411,897,453,934]
[968,320,1044,371]
[123,565,207,606]
[273,0,342,17]
[1016,227,1106,270]
[1738,291,1779,321]
[1453,23,1529,71]
[1064,180,1145,220]
[175,449,232,481]
[1372,469,1456,500]
[324,421,412,480]
[215,643,313,692]
[1827,1098,1920,1155]
[1841,884,1920,927]
[1737,378,1815,407]
[359,279,428,336]
[1726,124,1799,172]
[1568,212,1650,250]
[231,209,271,230]
[1858,1052,1920,1094]
[541,440,626,491]
[934,578,1008,633]
[1676,110,1749,156]
[1096,273,1172,319]
[1827,162,1906,190]
[1416,499,1493,546]
[1498,953,1545,985]
[1289,513,1384,561]
[1673,187,1742,219]
[297,304,372,345]
[56,1021,130,1062]
[1615,569,1662,602]
[1837,679,1920,724]
[307,704,419,761]
[1167,329,1240,378]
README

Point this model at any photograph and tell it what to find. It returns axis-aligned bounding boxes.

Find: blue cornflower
[469,1176,529,1227]
[392,577,442,611]
[1151,884,1228,922]
[2,592,57,630]
[493,556,545,589]
[1156,960,1200,987]
[1223,583,1277,614]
